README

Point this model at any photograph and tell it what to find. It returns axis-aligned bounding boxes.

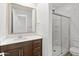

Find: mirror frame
[8,3,36,34]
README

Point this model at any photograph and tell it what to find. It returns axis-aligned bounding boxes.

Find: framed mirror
[8,3,36,34]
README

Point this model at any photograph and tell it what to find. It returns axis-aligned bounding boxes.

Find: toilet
[70,47,79,56]
[70,39,79,56]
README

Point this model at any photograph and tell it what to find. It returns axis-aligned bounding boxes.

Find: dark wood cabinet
[0,47,1,53]
[32,39,42,56]
[4,49,20,56]
[0,39,42,56]
[22,42,32,56]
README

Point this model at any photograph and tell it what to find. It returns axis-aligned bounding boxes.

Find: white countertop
[0,35,42,46]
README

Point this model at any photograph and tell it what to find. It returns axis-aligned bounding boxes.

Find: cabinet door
[32,39,42,56]
[0,47,1,53]
[22,42,32,56]
[52,14,62,56]
[4,49,20,56]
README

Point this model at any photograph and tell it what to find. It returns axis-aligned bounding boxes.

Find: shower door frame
[52,12,71,56]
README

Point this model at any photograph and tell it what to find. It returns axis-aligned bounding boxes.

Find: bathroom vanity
[0,3,42,56]
[0,38,42,56]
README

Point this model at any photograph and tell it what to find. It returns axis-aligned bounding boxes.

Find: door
[22,42,32,56]
[52,14,62,56]
[62,17,70,53]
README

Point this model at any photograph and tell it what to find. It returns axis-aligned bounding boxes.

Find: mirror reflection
[9,4,36,34]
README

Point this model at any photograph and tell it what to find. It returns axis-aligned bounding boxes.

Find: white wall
[50,3,79,48]
[0,3,7,37]
[36,4,52,56]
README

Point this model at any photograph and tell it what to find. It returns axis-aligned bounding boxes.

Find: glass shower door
[52,14,62,56]
[62,17,70,53]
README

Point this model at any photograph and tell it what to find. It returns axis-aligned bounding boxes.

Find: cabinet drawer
[1,41,32,52]
[33,46,42,56]
[4,49,20,56]
[33,39,42,48]
[33,47,41,53]
[33,52,41,56]
[33,39,42,56]
[33,47,42,56]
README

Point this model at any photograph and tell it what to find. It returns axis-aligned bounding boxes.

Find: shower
[52,10,70,56]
